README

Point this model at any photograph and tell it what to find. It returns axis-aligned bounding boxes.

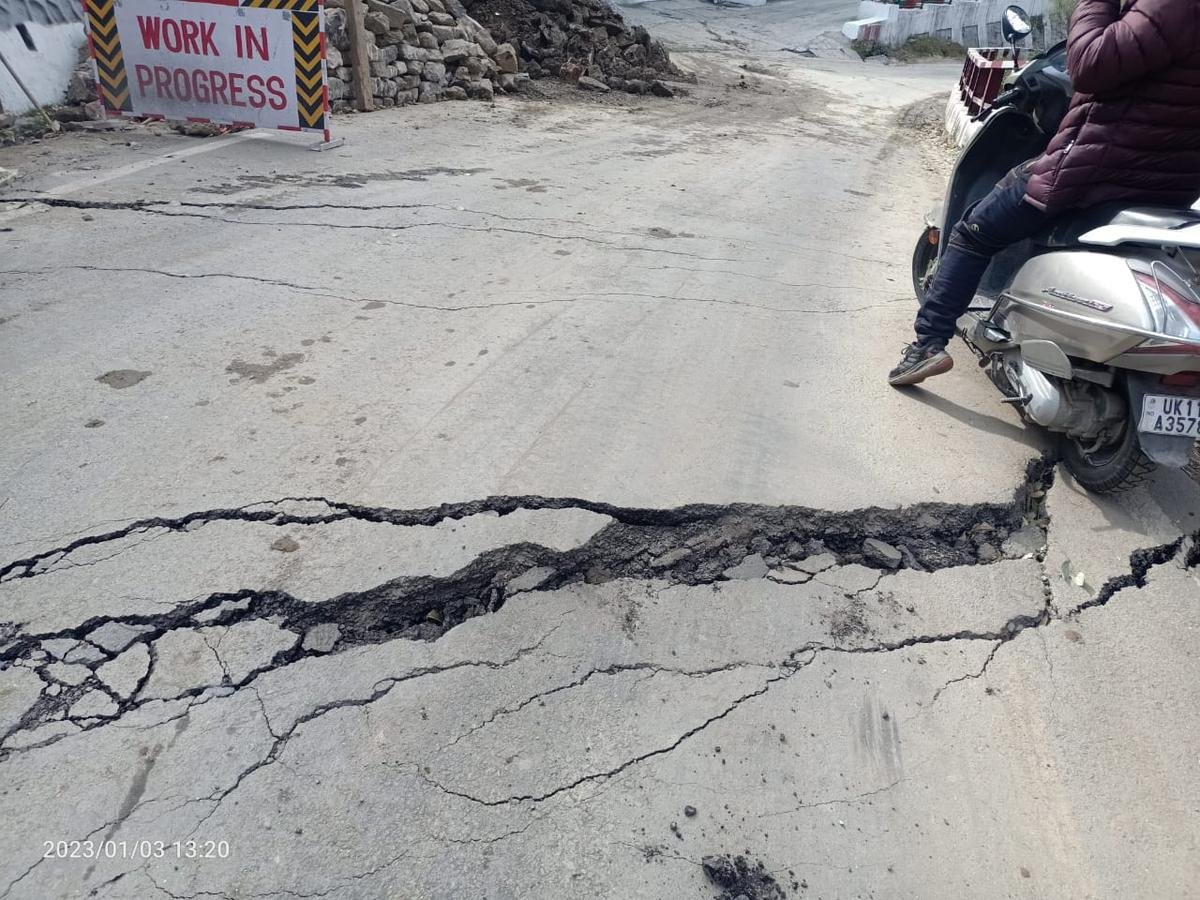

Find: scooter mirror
[1002,5,1033,42]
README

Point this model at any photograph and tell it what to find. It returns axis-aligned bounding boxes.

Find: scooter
[912,6,1200,493]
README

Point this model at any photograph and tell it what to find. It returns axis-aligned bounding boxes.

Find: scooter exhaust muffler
[1004,359,1126,439]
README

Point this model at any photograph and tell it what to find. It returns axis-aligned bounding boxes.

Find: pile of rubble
[324,0,528,107]
[461,0,681,94]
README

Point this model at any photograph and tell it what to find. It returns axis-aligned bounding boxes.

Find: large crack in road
[2,457,1196,767]
[0,465,1037,588]
[0,194,901,269]
[1,455,1196,899]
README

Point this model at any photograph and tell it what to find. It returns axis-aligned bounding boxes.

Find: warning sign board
[82,0,329,138]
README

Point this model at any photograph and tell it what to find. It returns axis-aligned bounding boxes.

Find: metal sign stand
[311,0,369,149]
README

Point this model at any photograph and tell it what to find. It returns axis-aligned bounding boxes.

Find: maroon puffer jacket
[1025,0,1200,213]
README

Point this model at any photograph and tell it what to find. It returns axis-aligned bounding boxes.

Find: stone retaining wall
[324,0,526,108]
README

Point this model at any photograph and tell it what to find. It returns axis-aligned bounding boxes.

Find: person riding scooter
[889,0,1200,387]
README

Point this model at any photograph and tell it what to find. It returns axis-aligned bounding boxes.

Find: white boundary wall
[945,90,983,146]
[0,21,86,114]
[843,0,1057,47]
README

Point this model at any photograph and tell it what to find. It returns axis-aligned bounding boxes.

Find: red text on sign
[136,16,219,56]
[235,25,270,61]
[133,65,288,110]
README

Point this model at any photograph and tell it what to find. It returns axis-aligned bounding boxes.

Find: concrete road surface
[1,24,1198,900]
[623,0,860,58]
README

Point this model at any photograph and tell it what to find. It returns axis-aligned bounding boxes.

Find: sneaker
[888,339,953,387]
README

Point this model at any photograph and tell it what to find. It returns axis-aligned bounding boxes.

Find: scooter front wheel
[912,227,939,303]
[1060,423,1155,494]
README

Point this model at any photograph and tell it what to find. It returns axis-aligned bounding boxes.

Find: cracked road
[2,18,1200,900]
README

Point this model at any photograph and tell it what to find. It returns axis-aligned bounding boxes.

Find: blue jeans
[915,163,1050,344]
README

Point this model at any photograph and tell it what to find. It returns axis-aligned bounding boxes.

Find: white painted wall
[0,21,86,114]
[844,0,1059,48]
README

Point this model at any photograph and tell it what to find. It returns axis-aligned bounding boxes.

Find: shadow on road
[904,386,1046,450]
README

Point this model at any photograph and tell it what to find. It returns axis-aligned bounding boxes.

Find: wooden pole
[344,0,374,112]
[0,47,60,131]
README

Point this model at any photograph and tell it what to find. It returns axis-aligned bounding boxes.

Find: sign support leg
[309,135,346,150]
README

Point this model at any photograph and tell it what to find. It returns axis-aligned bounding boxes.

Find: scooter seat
[1038,203,1200,248]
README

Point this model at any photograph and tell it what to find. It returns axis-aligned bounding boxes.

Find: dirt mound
[460,0,681,94]
[898,91,950,131]
[898,91,958,162]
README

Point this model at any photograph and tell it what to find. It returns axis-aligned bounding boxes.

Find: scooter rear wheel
[912,227,939,303]
[1061,423,1155,494]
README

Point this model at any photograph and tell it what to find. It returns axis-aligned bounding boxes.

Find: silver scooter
[913,6,1200,493]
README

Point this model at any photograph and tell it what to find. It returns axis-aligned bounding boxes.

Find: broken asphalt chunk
[63,643,106,665]
[44,662,91,686]
[862,538,903,569]
[506,566,557,594]
[791,552,838,574]
[87,620,151,653]
[302,623,341,654]
[722,553,769,580]
[96,644,150,698]
[68,690,118,719]
[1002,525,1045,559]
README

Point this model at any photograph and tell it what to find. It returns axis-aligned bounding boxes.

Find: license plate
[1139,394,1200,437]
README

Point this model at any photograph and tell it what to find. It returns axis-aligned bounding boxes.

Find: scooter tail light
[1133,270,1200,335]
[1161,372,1200,388]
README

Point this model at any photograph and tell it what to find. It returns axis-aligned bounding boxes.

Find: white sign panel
[84,0,329,135]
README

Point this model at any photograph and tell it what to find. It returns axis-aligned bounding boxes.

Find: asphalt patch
[703,854,789,900]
